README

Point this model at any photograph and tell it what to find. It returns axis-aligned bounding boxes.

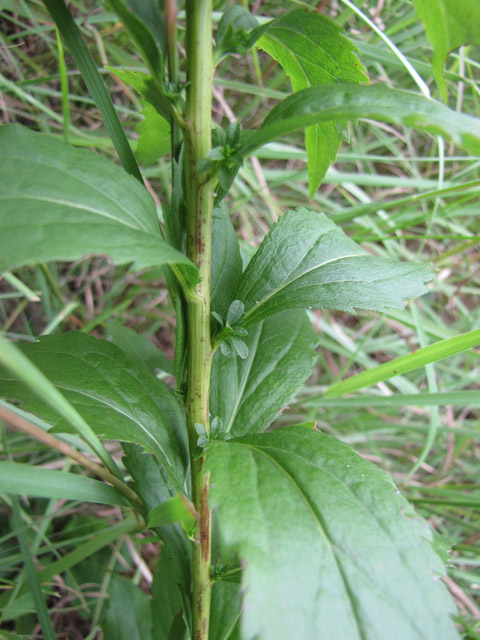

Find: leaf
[210,582,241,640]
[413,0,480,99]
[206,426,460,640]
[325,328,480,397]
[211,207,243,317]
[0,333,188,491]
[147,494,196,529]
[0,462,130,506]
[136,103,170,166]
[210,310,317,435]
[109,67,171,120]
[235,208,431,328]
[122,445,192,639]
[237,84,480,159]
[215,6,260,60]
[0,125,196,283]
[258,9,368,196]
[43,0,142,181]
[106,323,174,375]
[102,575,153,640]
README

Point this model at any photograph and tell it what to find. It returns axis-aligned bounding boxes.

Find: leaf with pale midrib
[0,125,196,283]
[206,426,460,640]
[235,208,431,328]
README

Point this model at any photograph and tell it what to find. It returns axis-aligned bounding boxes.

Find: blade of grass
[305,390,480,408]
[55,25,70,142]
[324,329,480,397]
[42,0,143,182]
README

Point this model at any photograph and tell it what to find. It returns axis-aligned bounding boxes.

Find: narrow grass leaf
[42,0,142,181]
[0,462,130,506]
[325,329,480,397]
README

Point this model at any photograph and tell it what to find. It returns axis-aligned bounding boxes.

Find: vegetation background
[0,0,479,638]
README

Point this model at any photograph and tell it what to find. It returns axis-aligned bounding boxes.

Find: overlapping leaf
[0,125,195,282]
[0,333,188,491]
[210,310,317,435]
[235,208,431,328]
[206,426,459,640]
[258,9,368,196]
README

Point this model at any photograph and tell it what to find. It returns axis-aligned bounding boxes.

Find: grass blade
[324,329,480,397]
[43,0,143,182]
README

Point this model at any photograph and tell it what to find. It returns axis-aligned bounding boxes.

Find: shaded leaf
[0,333,188,491]
[236,208,431,328]
[211,207,243,318]
[106,323,174,375]
[206,426,459,640]
[258,9,367,196]
[0,125,196,283]
[0,461,130,506]
[210,582,241,640]
[237,84,480,158]
[210,310,317,435]
[413,0,480,99]
[147,494,196,529]
[103,575,153,640]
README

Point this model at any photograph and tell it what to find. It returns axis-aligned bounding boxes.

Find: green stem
[184,2,215,639]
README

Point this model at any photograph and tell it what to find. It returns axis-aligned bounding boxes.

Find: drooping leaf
[109,67,171,120]
[235,208,431,328]
[206,426,460,640]
[102,575,153,640]
[123,444,191,639]
[413,0,480,99]
[237,84,480,158]
[106,323,174,375]
[136,102,170,166]
[211,207,243,317]
[210,310,317,435]
[0,125,196,283]
[0,461,130,506]
[147,494,196,529]
[258,9,368,196]
[0,333,188,491]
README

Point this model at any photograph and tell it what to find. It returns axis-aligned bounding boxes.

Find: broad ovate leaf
[0,333,188,491]
[413,0,480,99]
[258,9,367,196]
[235,208,431,328]
[0,125,195,283]
[210,310,317,435]
[237,84,480,158]
[206,426,459,640]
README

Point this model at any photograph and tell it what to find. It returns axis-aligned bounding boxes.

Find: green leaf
[210,582,241,640]
[102,575,153,640]
[413,0,480,99]
[106,323,174,375]
[136,103,170,166]
[206,426,460,640]
[210,310,317,435]
[211,207,243,317]
[325,328,480,397]
[147,494,196,529]
[109,67,171,120]
[0,462,130,506]
[235,208,431,328]
[258,9,367,196]
[237,84,480,158]
[43,0,142,181]
[122,445,192,638]
[0,125,196,283]
[215,6,259,60]
[0,333,188,491]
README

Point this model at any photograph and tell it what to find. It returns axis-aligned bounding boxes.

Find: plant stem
[184,1,215,639]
